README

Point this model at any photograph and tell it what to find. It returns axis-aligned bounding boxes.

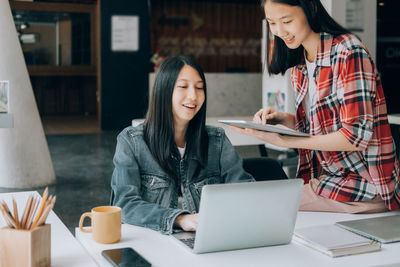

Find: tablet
[218,120,310,137]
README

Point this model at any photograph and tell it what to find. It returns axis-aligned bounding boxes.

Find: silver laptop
[336,214,400,243]
[172,179,304,254]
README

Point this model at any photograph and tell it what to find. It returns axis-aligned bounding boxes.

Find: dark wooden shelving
[10,1,95,12]
[10,0,101,128]
[27,66,96,76]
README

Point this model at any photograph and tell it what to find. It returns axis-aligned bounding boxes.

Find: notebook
[171,179,304,254]
[336,214,400,243]
[293,224,381,257]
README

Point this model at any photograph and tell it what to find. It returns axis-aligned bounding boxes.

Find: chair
[243,157,288,181]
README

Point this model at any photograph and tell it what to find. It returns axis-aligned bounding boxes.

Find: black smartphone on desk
[101,247,151,267]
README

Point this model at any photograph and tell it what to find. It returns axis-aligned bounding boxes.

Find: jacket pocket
[141,175,170,204]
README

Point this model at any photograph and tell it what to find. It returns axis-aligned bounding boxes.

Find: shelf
[27,66,96,76]
[9,0,101,122]
[11,0,98,71]
[10,1,96,13]
[0,114,14,128]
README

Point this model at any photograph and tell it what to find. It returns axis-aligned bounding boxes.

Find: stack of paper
[293,224,381,257]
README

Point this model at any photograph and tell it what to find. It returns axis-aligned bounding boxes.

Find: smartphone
[101,247,151,267]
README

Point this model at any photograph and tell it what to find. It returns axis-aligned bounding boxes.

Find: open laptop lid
[193,179,303,253]
[336,214,400,244]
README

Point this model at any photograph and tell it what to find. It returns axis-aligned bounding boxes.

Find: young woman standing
[234,0,400,212]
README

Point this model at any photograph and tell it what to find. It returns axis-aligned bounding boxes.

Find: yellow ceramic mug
[79,206,121,244]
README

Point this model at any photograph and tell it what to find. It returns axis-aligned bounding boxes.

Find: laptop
[336,214,400,244]
[171,179,304,254]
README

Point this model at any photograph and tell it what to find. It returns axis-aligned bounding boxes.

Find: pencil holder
[0,224,51,267]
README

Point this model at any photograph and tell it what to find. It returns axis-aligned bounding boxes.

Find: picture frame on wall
[0,80,9,113]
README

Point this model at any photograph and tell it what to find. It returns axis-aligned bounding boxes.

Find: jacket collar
[170,149,198,161]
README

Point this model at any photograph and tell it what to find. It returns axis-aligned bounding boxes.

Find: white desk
[132,116,265,147]
[76,211,400,267]
[0,191,97,267]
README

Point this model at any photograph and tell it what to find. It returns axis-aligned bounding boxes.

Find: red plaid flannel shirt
[292,33,400,210]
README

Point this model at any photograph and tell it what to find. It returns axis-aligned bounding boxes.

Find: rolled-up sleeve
[338,48,376,150]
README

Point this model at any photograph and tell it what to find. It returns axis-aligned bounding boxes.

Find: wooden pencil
[27,197,40,230]
[0,201,18,229]
[20,195,33,229]
[0,205,17,229]
[36,204,52,227]
[12,197,20,229]
[21,195,34,229]
[0,200,11,214]
[31,187,48,230]
[44,195,56,222]
[0,205,12,228]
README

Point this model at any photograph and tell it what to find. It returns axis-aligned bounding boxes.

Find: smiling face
[264,1,314,50]
[172,65,205,128]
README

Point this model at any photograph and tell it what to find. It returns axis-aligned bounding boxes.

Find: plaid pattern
[291,33,400,210]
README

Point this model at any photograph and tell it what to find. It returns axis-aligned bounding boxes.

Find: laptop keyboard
[180,237,195,249]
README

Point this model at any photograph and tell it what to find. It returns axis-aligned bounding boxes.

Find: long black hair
[261,0,350,75]
[143,55,209,175]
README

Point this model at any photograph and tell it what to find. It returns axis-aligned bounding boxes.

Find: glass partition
[12,10,91,66]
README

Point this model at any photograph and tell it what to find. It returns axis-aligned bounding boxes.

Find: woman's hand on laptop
[174,213,198,231]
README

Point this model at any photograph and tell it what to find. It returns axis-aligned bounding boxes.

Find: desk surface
[0,191,97,267]
[76,210,400,267]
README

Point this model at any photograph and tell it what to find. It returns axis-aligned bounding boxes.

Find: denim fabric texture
[110,124,254,234]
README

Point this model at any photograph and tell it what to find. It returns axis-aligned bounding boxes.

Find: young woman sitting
[110,56,254,234]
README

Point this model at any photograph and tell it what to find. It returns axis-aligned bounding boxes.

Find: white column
[323,0,377,61]
[261,20,295,116]
[0,1,55,188]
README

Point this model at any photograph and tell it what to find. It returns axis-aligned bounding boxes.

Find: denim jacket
[110,124,254,234]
